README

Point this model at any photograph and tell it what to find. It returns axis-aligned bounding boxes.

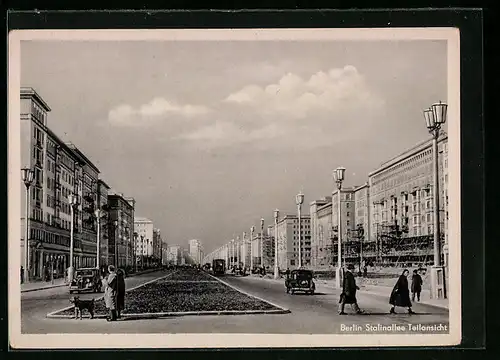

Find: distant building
[188,239,203,265]
[107,193,134,268]
[134,217,154,257]
[167,245,182,265]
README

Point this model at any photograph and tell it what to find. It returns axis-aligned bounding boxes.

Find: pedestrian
[338,264,363,315]
[411,269,423,302]
[285,268,290,279]
[363,266,368,278]
[20,266,24,284]
[389,269,415,314]
[116,268,126,319]
[104,265,118,321]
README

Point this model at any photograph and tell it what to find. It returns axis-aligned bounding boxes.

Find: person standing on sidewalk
[411,269,423,302]
[116,268,126,319]
[338,264,363,315]
[389,269,415,314]
[104,265,118,321]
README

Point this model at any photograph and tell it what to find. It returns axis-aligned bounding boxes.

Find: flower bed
[52,269,281,317]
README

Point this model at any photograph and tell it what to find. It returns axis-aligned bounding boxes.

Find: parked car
[69,268,103,294]
[285,269,316,295]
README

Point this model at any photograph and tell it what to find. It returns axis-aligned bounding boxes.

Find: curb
[46,271,178,318]
[46,308,290,320]
[207,273,291,313]
[22,269,163,293]
[21,283,67,293]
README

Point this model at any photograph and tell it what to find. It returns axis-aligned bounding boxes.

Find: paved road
[20,271,449,334]
[21,270,172,333]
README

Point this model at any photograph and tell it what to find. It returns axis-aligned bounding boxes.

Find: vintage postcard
[8,28,461,348]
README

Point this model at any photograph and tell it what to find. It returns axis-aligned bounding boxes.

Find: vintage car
[69,268,103,294]
[285,269,316,295]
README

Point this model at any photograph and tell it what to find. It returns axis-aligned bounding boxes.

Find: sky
[20,38,448,254]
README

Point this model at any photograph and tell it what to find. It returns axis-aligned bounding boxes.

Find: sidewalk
[21,277,67,293]
[245,274,449,310]
[21,268,162,293]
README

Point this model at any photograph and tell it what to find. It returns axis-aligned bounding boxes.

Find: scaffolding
[326,223,438,269]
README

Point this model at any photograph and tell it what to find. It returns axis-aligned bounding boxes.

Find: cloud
[224,65,383,120]
[108,97,211,127]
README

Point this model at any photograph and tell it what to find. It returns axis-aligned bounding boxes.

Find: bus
[212,259,226,275]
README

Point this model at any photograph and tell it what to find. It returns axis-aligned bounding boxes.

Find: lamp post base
[430,265,447,299]
[335,267,343,289]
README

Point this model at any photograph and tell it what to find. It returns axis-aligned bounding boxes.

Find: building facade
[134,217,154,257]
[308,134,449,269]
[107,193,134,268]
[167,245,182,265]
[20,87,103,280]
[188,239,203,265]
[273,214,311,269]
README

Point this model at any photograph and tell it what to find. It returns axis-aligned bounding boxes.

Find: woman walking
[389,269,415,314]
[116,268,126,319]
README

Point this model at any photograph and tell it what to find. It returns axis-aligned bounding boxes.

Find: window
[346,212,350,217]
[346,203,350,208]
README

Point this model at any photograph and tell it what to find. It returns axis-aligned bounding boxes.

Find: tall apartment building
[167,245,182,265]
[20,87,102,279]
[309,134,449,269]
[152,228,164,261]
[188,239,203,265]
[134,217,154,257]
[107,193,134,268]
[273,214,311,269]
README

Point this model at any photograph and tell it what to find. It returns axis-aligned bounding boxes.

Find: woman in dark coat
[389,269,415,314]
[116,269,126,319]
[104,265,118,321]
[338,264,363,315]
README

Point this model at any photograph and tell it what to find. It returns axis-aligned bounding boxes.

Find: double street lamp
[260,218,264,268]
[94,208,104,270]
[21,168,35,283]
[423,100,448,299]
[250,225,255,270]
[68,194,79,283]
[273,209,279,279]
[333,166,346,289]
[296,192,304,268]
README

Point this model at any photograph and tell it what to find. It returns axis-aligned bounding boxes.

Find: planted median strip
[47,269,289,319]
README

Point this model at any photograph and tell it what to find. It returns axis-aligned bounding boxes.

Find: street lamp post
[242,232,247,269]
[125,226,130,269]
[94,209,103,270]
[231,239,234,268]
[140,235,144,270]
[296,192,305,268]
[21,168,34,283]
[333,167,346,289]
[68,194,78,283]
[274,209,279,279]
[250,226,255,270]
[133,232,138,272]
[236,236,240,268]
[423,101,448,299]
[260,218,264,267]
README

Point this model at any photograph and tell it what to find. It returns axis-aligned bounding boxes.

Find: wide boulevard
[21,268,449,334]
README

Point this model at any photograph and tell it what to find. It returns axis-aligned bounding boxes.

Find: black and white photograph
[8,28,461,348]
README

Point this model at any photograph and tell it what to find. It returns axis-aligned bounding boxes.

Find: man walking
[411,269,423,302]
[338,264,363,315]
